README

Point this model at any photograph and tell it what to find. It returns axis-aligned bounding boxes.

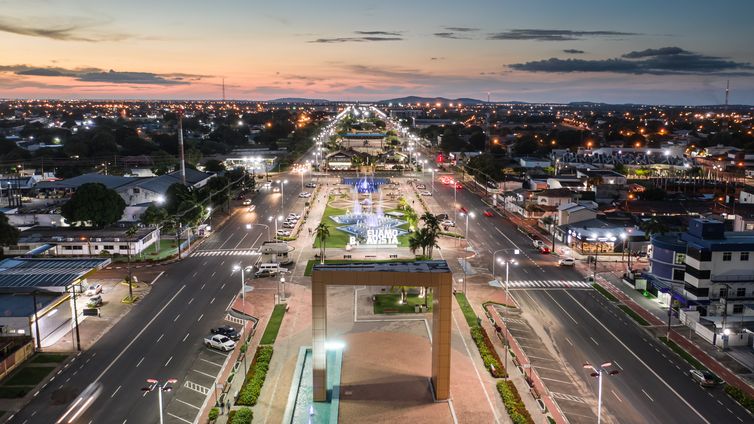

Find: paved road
[416,167,753,424]
[8,174,301,424]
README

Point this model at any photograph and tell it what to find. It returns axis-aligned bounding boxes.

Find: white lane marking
[563,291,710,424]
[543,291,579,324]
[192,369,216,379]
[167,413,192,424]
[564,337,574,347]
[589,337,599,346]
[174,314,181,322]
[199,358,223,367]
[197,314,203,322]
[641,389,654,402]
[174,398,201,410]
[612,389,622,402]
[192,272,198,278]
[94,285,186,382]
[210,297,215,304]
[220,283,225,290]
[201,283,205,290]
[136,357,144,367]
[157,333,164,343]
[613,360,623,370]
[188,298,194,305]
[111,385,121,398]
[183,333,190,342]
[165,356,173,367]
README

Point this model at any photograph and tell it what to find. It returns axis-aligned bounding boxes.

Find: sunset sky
[2,0,753,104]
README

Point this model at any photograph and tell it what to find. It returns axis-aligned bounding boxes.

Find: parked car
[85,283,102,296]
[420,191,432,196]
[204,334,236,352]
[436,213,449,220]
[690,370,717,387]
[441,219,455,227]
[87,295,103,308]
[416,184,426,189]
[242,199,252,206]
[210,325,240,341]
[305,182,317,188]
[558,258,576,267]
[282,222,296,229]
[276,230,291,237]
[288,213,301,220]
[538,245,551,254]
[532,239,544,248]
[299,192,311,198]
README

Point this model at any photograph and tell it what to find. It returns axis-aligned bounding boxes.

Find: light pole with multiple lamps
[493,252,518,376]
[141,378,177,424]
[276,179,288,213]
[268,215,283,237]
[583,362,620,424]
[245,222,271,241]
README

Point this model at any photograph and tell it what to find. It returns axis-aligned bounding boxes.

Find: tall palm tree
[421,212,441,233]
[420,212,441,258]
[408,230,425,257]
[125,225,138,302]
[315,223,330,264]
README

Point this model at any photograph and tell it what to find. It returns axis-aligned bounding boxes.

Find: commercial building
[3,226,159,257]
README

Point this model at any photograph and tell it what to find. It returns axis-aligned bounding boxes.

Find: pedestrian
[227,399,231,412]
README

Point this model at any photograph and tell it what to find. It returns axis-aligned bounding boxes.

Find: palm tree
[420,212,441,233]
[404,207,419,231]
[315,223,330,264]
[408,230,426,257]
[420,212,441,258]
[125,225,138,302]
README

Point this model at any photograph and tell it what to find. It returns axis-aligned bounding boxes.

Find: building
[518,157,551,169]
[325,150,356,170]
[4,226,159,257]
[557,202,598,226]
[533,188,574,207]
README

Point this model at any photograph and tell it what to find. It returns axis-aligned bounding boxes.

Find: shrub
[236,346,274,405]
[230,407,253,424]
[208,407,219,421]
[497,380,534,424]
[471,327,506,378]
[725,385,754,414]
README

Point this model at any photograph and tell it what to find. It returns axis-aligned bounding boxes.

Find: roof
[313,260,450,273]
[167,168,213,185]
[0,258,110,291]
[18,226,157,243]
[36,173,134,190]
[0,293,60,317]
[536,188,574,198]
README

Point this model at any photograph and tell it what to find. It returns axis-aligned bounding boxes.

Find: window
[103,245,114,250]
[741,252,750,261]
[685,265,711,280]
[722,252,732,261]
[733,304,744,314]
[119,245,128,250]
[674,253,686,265]
[673,269,685,281]
[737,287,746,297]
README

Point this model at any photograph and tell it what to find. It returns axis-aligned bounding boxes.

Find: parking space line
[174,398,201,410]
[200,358,223,367]
[532,364,568,374]
[205,349,229,358]
[167,412,193,424]
[192,369,217,379]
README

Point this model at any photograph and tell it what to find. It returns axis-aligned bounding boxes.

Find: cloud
[0,64,207,85]
[563,49,585,54]
[509,47,754,75]
[621,47,689,58]
[444,27,478,32]
[0,17,129,42]
[430,57,445,61]
[354,31,402,37]
[488,29,639,41]
[434,32,468,39]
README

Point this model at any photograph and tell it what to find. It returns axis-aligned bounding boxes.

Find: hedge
[229,407,253,424]
[497,380,534,424]
[592,283,618,302]
[208,407,219,422]
[471,326,506,378]
[236,346,274,406]
[725,385,754,414]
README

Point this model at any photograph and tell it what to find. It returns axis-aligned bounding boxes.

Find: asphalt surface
[415,166,753,424]
[8,175,300,424]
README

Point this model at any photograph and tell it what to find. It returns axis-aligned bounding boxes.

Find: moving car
[459,206,468,213]
[272,187,280,193]
[420,191,432,196]
[261,182,272,189]
[483,210,494,217]
[85,283,102,296]
[305,182,317,188]
[455,183,463,189]
[242,199,252,206]
[558,258,576,267]
[441,219,455,227]
[204,334,236,352]
[299,192,311,198]
[211,325,240,341]
[538,245,551,254]
[416,184,426,189]
[690,370,717,387]
[532,239,544,248]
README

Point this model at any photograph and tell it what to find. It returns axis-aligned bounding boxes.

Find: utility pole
[177,114,186,185]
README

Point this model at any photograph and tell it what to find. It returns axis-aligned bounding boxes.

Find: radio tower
[222,77,226,102]
[178,112,187,185]
[722,80,730,133]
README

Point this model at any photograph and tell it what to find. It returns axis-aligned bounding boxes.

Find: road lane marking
[589,337,599,346]
[111,385,121,398]
[94,285,186,383]
[613,360,623,370]
[641,389,654,402]
[183,333,190,342]
[201,283,205,290]
[157,333,164,342]
[543,291,578,324]
[136,357,144,367]
[197,314,203,321]
[612,390,622,402]
[220,283,225,290]
[564,337,574,346]
[211,271,216,277]
[562,290,710,424]
[174,314,181,322]
[188,298,194,305]
[165,356,173,367]
[192,272,198,278]
[210,297,215,304]
[192,369,216,379]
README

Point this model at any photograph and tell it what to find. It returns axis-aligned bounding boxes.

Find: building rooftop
[313,260,450,273]
[36,173,134,190]
[18,226,156,243]
[0,293,60,317]
[0,258,110,291]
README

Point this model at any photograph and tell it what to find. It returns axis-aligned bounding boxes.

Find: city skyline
[2,0,754,104]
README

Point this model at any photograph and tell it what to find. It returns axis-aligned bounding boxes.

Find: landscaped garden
[373,292,433,314]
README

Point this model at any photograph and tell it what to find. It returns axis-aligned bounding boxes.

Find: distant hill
[266,97,330,104]
[376,96,486,105]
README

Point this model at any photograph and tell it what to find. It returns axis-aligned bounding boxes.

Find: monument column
[431,273,452,400]
[312,272,328,401]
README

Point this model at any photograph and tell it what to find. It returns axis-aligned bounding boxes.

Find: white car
[272,187,280,193]
[242,199,252,206]
[204,334,236,352]
[276,230,291,237]
[441,219,455,227]
[288,213,301,220]
[420,191,432,196]
[84,283,102,296]
[299,192,311,198]
[416,184,426,189]
[558,258,576,267]
[261,182,272,189]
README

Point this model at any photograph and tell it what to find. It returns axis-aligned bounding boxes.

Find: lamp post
[460,211,475,245]
[245,223,271,241]
[583,362,619,424]
[279,276,286,303]
[453,182,458,226]
[206,206,212,229]
[142,378,177,424]
[498,256,518,376]
[430,168,435,192]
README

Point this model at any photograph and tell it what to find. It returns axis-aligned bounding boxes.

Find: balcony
[711,275,754,283]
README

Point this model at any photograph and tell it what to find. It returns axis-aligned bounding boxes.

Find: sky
[1,0,754,104]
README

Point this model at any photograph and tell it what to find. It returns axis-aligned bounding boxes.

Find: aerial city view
[1,1,754,423]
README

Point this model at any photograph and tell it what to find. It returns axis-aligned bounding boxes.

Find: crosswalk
[504,280,592,290]
[191,249,260,257]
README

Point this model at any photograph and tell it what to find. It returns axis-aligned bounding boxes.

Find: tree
[203,159,226,173]
[140,205,168,253]
[0,212,20,258]
[640,218,669,239]
[408,231,424,256]
[404,207,419,231]
[420,212,441,258]
[61,183,126,228]
[125,225,137,302]
[315,223,330,264]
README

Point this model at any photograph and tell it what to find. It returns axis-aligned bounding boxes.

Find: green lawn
[312,202,411,249]
[29,353,68,364]
[138,239,179,260]
[373,292,433,314]
[260,304,286,345]
[3,366,55,386]
[455,292,479,328]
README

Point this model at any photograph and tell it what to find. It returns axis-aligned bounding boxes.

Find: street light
[583,362,619,424]
[206,206,212,228]
[246,222,271,241]
[460,211,475,246]
[494,254,518,376]
[142,378,177,424]
[268,215,283,237]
